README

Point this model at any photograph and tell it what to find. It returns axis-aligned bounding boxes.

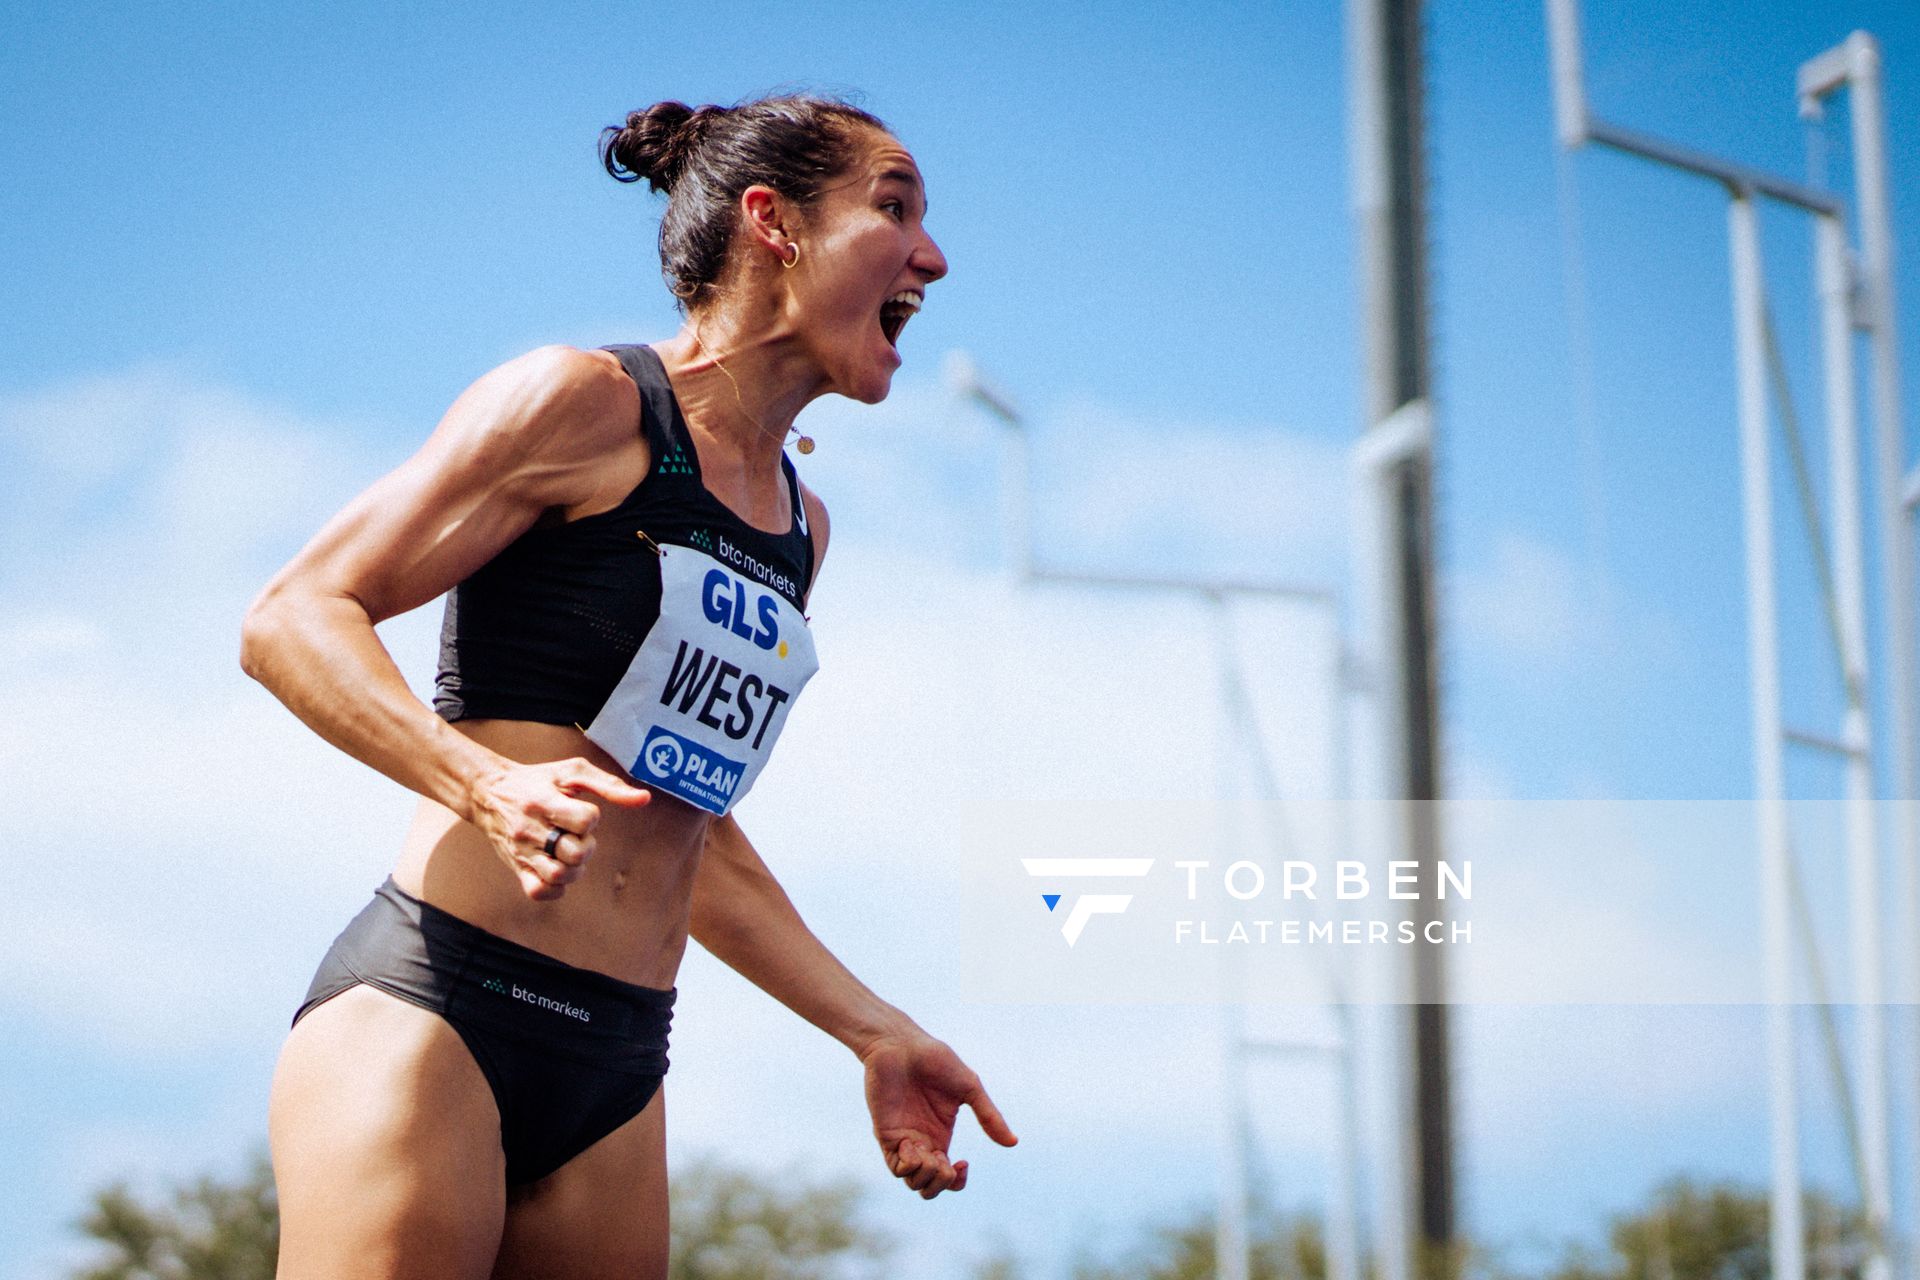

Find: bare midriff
[390,718,709,991]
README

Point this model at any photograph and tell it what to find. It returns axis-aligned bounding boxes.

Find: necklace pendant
[796,436,815,455]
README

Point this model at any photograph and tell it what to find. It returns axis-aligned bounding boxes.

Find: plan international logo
[1022,857,1155,946]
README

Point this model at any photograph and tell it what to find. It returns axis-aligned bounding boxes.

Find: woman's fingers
[914,1158,958,1199]
[531,837,592,878]
[966,1082,1018,1147]
[544,793,603,838]
[515,821,593,898]
[517,865,566,901]
[533,828,595,869]
[891,1140,964,1199]
[487,757,650,902]
[556,757,652,808]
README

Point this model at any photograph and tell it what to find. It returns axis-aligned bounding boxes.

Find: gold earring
[781,242,801,269]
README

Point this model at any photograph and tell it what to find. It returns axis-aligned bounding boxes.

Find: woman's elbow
[238,588,291,683]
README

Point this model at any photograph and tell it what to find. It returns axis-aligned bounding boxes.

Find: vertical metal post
[1330,999,1365,1280]
[1843,33,1917,1276]
[1217,1005,1253,1280]
[1817,206,1895,1280]
[1351,402,1429,1280]
[1002,418,1032,583]
[1731,192,1806,1280]
[1349,0,1452,1271]
[1329,638,1364,1280]
[1544,0,1589,149]
[1215,595,1253,1280]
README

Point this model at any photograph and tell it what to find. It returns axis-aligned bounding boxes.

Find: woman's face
[786,131,947,403]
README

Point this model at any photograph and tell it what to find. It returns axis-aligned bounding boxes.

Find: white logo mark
[1021,858,1154,946]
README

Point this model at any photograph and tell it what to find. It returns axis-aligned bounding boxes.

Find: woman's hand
[859,1027,1017,1199]
[467,756,652,901]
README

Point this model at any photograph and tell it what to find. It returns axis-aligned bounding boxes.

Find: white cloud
[1447,531,1685,675]
[3,360,187,486]
[0,612,106,666]
[1040,394,1350,583]
[782,367,1351,590]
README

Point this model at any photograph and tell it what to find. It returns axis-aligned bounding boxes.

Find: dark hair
[600,94,890,308]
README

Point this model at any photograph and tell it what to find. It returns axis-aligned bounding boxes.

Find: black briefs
[292,878,675,1186]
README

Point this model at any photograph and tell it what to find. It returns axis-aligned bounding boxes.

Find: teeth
[880,290,921,347]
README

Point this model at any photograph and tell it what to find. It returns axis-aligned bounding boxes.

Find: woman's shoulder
[497,344,637,429]
[450,344,641,464]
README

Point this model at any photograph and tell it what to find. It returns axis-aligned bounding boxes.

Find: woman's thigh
[270,983,508,1280]
[491,1084,669,1280]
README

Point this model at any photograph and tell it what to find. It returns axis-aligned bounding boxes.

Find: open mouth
[879,290,922,348]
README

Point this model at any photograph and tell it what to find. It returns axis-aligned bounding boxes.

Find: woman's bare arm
[688,813,913,1051]
[239,345,652,897]
[689,813,1017,1200]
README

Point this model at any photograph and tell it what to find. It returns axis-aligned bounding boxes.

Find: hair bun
[601,101,717,193]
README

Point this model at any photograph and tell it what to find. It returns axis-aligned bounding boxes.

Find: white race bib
[585,544,819,815]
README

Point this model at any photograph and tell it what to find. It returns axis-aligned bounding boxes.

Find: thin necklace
[689,329,815,456]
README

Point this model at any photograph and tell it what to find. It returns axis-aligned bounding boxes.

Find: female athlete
[242,93,1016,1279]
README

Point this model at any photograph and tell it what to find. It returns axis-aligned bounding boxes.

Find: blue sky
[5,1,1920,1277]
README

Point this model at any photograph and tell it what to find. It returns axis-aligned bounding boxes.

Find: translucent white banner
[958,799,1920,1004]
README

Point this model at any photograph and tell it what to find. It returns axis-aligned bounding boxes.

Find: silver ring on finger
[543,826,569,857]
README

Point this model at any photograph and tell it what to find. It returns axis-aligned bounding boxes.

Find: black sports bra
[433,344,818,792]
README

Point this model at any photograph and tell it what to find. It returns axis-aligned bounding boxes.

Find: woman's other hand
[859,1028,1017,1199]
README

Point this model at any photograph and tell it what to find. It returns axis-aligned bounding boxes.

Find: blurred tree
[1545,1177,1870,1280]
[70,1153,277,1280]
[1069,1202,1332,1280]
[969,1242,1033,1280]
[70,1150,890,1280]
[667,1155,891,1280]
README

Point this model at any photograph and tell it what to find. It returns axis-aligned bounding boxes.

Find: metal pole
[1330,999,1365,1280]
[946,350,1032,581]
[1349,0,1453,1271]
[1218,1003,1253,1280]
[1350,401,1428,1280]
[1543,0,1588,149]
[1817,206,1895,1280]
[1800,38,1915,1269]
[1845,35,1919,1280]
[1216,595,1253,1280]
[1731,192,1806,1280]
[1329,633,1365,1280]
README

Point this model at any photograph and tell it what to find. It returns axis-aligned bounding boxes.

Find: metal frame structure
[1347,1,1457,1273]
[946,354,1378,1280]
[1546,7,1916,1280]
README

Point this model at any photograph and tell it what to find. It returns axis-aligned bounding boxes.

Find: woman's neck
[653,314,822,480]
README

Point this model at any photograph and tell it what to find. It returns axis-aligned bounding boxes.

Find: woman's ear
[740,185,795,264]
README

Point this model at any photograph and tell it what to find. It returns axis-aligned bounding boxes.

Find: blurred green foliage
[1541,1177,1870,1280]
[67,1156,1873,1280]
[71,1154,278,1280]
[1067,1202,1333,1280]
[667,1155,890,1280]
[67,1149,889,1280]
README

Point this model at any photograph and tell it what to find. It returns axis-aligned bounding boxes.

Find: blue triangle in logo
[1043,894,1061,911]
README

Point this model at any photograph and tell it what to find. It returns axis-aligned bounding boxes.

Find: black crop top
[433,344,817,729]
